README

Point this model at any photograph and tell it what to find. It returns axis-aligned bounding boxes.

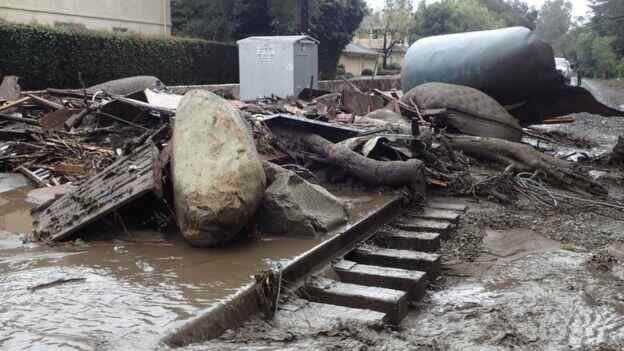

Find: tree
[171,0,235,41]
[232,0,275,39]
[378,0,414,69]
[534,0,572,45]
[480,0,538,29]
[172,0,368,79]
[171,0,274,42]
[410,0,505,40]
[577,32,619,78]
[590,0,624,57]
[309,0,368,79]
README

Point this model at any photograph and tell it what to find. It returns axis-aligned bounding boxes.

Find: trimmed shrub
[0,23,239,90]
[361,68,374,76]
[385,62,402,70]
[377,69,400,76]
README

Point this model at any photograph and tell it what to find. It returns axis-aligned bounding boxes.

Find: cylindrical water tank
[401,27,561,105]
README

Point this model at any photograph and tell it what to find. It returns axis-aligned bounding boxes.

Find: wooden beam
[0,97,31,113]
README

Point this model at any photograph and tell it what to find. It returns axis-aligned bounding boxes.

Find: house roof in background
[343,42,379,57]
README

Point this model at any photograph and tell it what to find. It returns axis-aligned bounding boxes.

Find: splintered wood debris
[32,143,163,242]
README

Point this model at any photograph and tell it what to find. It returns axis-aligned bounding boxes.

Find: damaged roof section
[33,143,164,242]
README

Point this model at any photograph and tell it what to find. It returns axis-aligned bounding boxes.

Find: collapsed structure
[0,28,620,248]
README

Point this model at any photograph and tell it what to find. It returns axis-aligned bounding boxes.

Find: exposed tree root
[272,127,426,195]
[447,135,608,196]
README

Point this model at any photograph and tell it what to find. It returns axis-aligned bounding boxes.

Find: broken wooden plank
[33,143,161,242]
[0,112,40,126]
[26,94,64,110]
[372,89,420,118]
[0,97,32,113]
[542,116,576,125]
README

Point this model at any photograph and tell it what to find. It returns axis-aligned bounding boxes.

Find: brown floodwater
[0,184,393,350]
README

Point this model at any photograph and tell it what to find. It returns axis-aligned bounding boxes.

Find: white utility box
[237,36,319,101]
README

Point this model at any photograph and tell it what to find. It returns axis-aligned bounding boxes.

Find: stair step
[377,230,441,252]
[334,260,428,300]
[347,246,441,279]
[301,277,408,325]
[428,202,467,212]
[393,219,454,239]
[277,300,386,330]
[405,208,461,224]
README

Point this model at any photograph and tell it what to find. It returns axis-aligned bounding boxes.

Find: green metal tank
[401,27,561,106]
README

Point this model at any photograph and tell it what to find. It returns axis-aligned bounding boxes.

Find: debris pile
[1,73,621,246]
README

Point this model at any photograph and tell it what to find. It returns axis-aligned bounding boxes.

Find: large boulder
[259,163,348,238]
[402,82,523,142]
[172,90,266,247]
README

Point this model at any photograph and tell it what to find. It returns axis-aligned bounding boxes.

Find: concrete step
[376,230,441,252]
[404,208,461,224]
[346,246,441,279]
[276,300,386,331]
[393,219,454,239]
[428,202,468,212]
[334,260,428,301]
[301,277,408,325]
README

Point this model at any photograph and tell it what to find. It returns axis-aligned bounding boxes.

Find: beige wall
[339,54,379,76]
[0,0,171,36]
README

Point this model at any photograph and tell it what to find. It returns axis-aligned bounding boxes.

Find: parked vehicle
[555,57,572,83]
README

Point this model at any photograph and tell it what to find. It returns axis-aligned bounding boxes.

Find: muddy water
[0,186,393,350]
[407,229,624,350]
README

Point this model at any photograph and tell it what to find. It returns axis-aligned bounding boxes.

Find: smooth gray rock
[259,164,348,237]
[87,76,163,96]
[172,90,266,247]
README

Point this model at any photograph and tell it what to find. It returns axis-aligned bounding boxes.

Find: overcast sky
[365,0,592,19]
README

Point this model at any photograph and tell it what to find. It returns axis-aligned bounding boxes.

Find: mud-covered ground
[0,180,396,350]
[184,80,624,351]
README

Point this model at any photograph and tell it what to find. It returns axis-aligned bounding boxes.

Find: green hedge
[0,23,239,90]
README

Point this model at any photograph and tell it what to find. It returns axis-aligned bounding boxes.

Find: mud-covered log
[447,135,607,196]
[274,128,425,193]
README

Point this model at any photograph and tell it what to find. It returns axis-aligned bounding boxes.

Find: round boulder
[172,90,266,247]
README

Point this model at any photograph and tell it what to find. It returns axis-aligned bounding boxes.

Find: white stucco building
[0,0,171,36]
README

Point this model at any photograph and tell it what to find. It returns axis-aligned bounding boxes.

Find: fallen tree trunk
[273,128,425,194]
[447,135,607,196]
